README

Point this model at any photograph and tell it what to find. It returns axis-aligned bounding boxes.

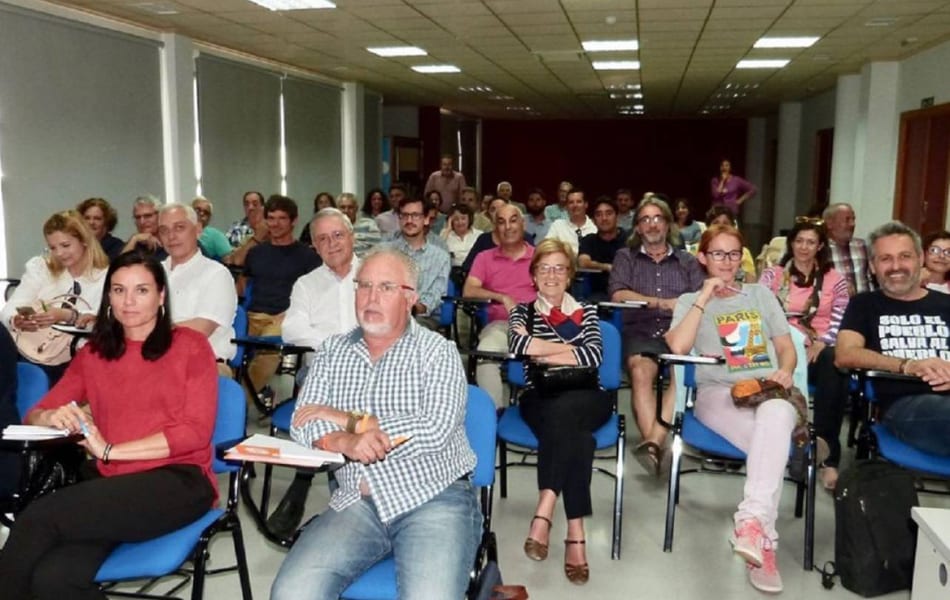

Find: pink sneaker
[747,539,783,594]
[730,519,765,567]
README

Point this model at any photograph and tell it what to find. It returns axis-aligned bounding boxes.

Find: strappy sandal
[634,440,663,477]
[564,539,589,585]
[523,515,552,561]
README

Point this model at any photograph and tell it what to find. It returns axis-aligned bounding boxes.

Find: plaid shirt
[387,237,450,317]
[607,245,705,338]
[830,238,874,295]
[291,321,474,523]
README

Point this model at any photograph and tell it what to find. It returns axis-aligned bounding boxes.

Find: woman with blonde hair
[1,210,109,383]
[508,238,611,585]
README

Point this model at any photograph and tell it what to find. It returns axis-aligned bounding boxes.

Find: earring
[159,305,166,319]
[107,306,112,319]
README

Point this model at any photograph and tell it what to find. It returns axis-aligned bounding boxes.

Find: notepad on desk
[3,425,72,440]
[225,433,344,468]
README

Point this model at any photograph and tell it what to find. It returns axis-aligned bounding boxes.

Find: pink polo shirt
[469,244,536,323]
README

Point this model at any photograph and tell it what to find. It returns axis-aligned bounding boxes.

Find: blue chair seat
[498,406,620,450]
[96,509,225,580]
[872,424,950,478]
[681,411,745,460]
[271,400,296,433]
[340,556,397,600]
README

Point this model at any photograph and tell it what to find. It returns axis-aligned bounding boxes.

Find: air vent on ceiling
[865,17,898,27]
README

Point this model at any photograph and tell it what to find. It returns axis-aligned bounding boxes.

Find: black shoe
[266,484,310,539]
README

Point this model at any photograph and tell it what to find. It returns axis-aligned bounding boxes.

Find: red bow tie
[548,306,583,326]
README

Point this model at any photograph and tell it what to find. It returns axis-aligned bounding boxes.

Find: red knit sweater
[30,327,219,503]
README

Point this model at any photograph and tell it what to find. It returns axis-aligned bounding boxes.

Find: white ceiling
[49,0,950,118]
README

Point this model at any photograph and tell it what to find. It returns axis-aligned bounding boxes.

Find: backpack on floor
[833,459,919,597]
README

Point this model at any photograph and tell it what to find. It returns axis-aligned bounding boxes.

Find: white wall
[897,39,950,113]
[796,88,836,212]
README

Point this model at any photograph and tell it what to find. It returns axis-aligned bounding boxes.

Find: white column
[341,82,365,198]
[773,102,802,232]
[853,61,900,237]
[159,33,197,205]
[829,74,861,206]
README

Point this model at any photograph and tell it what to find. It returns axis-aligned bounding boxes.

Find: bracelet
[691,303,705,314]
[102,443,113,464]
[898,358,910,375]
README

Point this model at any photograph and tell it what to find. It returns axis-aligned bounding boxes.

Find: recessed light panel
[412,65,461,74]
[367,46,426,57]
[583,40,639,52]
[754,37,819,49]
[736,59,789,69]
[592,60,640,71]
[247,0,335,10]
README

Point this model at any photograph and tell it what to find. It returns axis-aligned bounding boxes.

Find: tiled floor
[5,387,944,599]
[194,387,943,599]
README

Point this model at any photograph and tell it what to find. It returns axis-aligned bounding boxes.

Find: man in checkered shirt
[271,246,480,600]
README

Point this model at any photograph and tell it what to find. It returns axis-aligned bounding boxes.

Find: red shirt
[30,327,219,503]
[468,244,536,323]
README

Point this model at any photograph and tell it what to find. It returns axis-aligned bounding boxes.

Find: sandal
[523,515,552,561]
[564,539,589,585]
[634,441,663,477]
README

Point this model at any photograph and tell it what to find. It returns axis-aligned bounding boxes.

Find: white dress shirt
[162,251,237,361]
[282,258,360,363]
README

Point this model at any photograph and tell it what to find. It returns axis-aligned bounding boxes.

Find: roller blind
[283,76,342,208]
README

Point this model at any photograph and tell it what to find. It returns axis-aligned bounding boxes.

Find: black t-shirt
[839,289,950,407]
[245,241,322,314]
[578,230,627,296]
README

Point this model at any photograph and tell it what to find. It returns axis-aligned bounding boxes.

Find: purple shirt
[468,244,536,323]
[607,245,705,338]
[710,175,757,213]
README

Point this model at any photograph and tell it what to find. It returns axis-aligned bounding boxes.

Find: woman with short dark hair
[77,198,123,260]
[0,251,219,600]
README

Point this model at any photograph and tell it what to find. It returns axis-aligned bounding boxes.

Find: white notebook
[3,425,72,440]
[225,433,344,468]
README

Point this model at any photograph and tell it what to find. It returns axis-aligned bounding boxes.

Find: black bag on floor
[833,459,919,597]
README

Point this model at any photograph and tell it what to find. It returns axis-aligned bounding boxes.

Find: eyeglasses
[193,208,211,216]
[315,230,348,246]
[705,249,743,262]
[536,264,569,276]
[134,212,157,221]
[399,212,425,221]
[795,216,824,227]
[636,215,666,226]
[354,280,415,296]
[928,246,950,258]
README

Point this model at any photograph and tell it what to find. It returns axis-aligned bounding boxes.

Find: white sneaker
[747,539,783,593]
[730,518,765,567]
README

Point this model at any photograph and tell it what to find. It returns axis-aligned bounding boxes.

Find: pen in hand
[70,401,89,436]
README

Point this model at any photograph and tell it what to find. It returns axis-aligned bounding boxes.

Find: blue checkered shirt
[291,321,474,522]
[387,237,450,317]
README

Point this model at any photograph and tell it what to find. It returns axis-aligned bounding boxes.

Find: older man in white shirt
[158,202,236,376]
[269,207,360,538]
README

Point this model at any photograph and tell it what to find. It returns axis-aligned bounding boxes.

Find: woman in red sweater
[0,251,218,600]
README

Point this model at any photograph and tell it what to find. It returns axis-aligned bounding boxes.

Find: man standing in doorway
[425,154,467,214]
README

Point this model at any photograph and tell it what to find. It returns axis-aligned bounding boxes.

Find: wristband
[898,358,910,375]
[102,443,113,464]
[691,303,705,314]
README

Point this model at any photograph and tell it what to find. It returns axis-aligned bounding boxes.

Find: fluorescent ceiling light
[606,83,641,91]
[592,60,640,71]
[367,46,426,57]
[583,40,639,52]
[754,37,819,49]
[411,65,461,74]
[247,0,335,10]
[736,59,789,69]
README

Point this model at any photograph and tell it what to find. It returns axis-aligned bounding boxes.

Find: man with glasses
[578,197,628,301]
[608,197,704,475]
[271,247,479,600]
[824,202,875,295]
[122,195,167,260]
[544,188,596,256]
[465,204,537,406]
[387,197,450,330]
[268,207,361,538]
[191,197,232,261]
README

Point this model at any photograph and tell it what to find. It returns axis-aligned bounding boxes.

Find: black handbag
[524,302,599,393]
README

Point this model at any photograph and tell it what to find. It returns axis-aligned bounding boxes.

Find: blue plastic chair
[662,327,817,570]
[230,305,248,372]
[339,385,498,600]
[856,370,950,481]
[439,278,460,343]
[496,318,626,559]
[94,377,252,600]
[16,362,50,419]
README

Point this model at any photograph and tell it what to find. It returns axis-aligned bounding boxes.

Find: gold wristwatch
[345,410,368,434]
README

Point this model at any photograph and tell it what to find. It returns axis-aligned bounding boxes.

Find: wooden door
[895,103,950,235]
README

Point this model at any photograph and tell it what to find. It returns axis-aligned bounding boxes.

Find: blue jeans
[271,479,482,600]
[883,393,950,456]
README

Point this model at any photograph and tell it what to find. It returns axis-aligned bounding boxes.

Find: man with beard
[523,188,553,243]
[836,220,950,456]
[824,202,875,296]
[608,197,704,475]
[544,188,596,256]
[464,204,536,406]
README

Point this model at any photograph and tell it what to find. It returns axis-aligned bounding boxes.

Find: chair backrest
[230,305,248,369]
[506,317,621,391]
[16,362,49,420]
[439,278,457,328]
[465,385,497,488]
[213,376,247,474]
